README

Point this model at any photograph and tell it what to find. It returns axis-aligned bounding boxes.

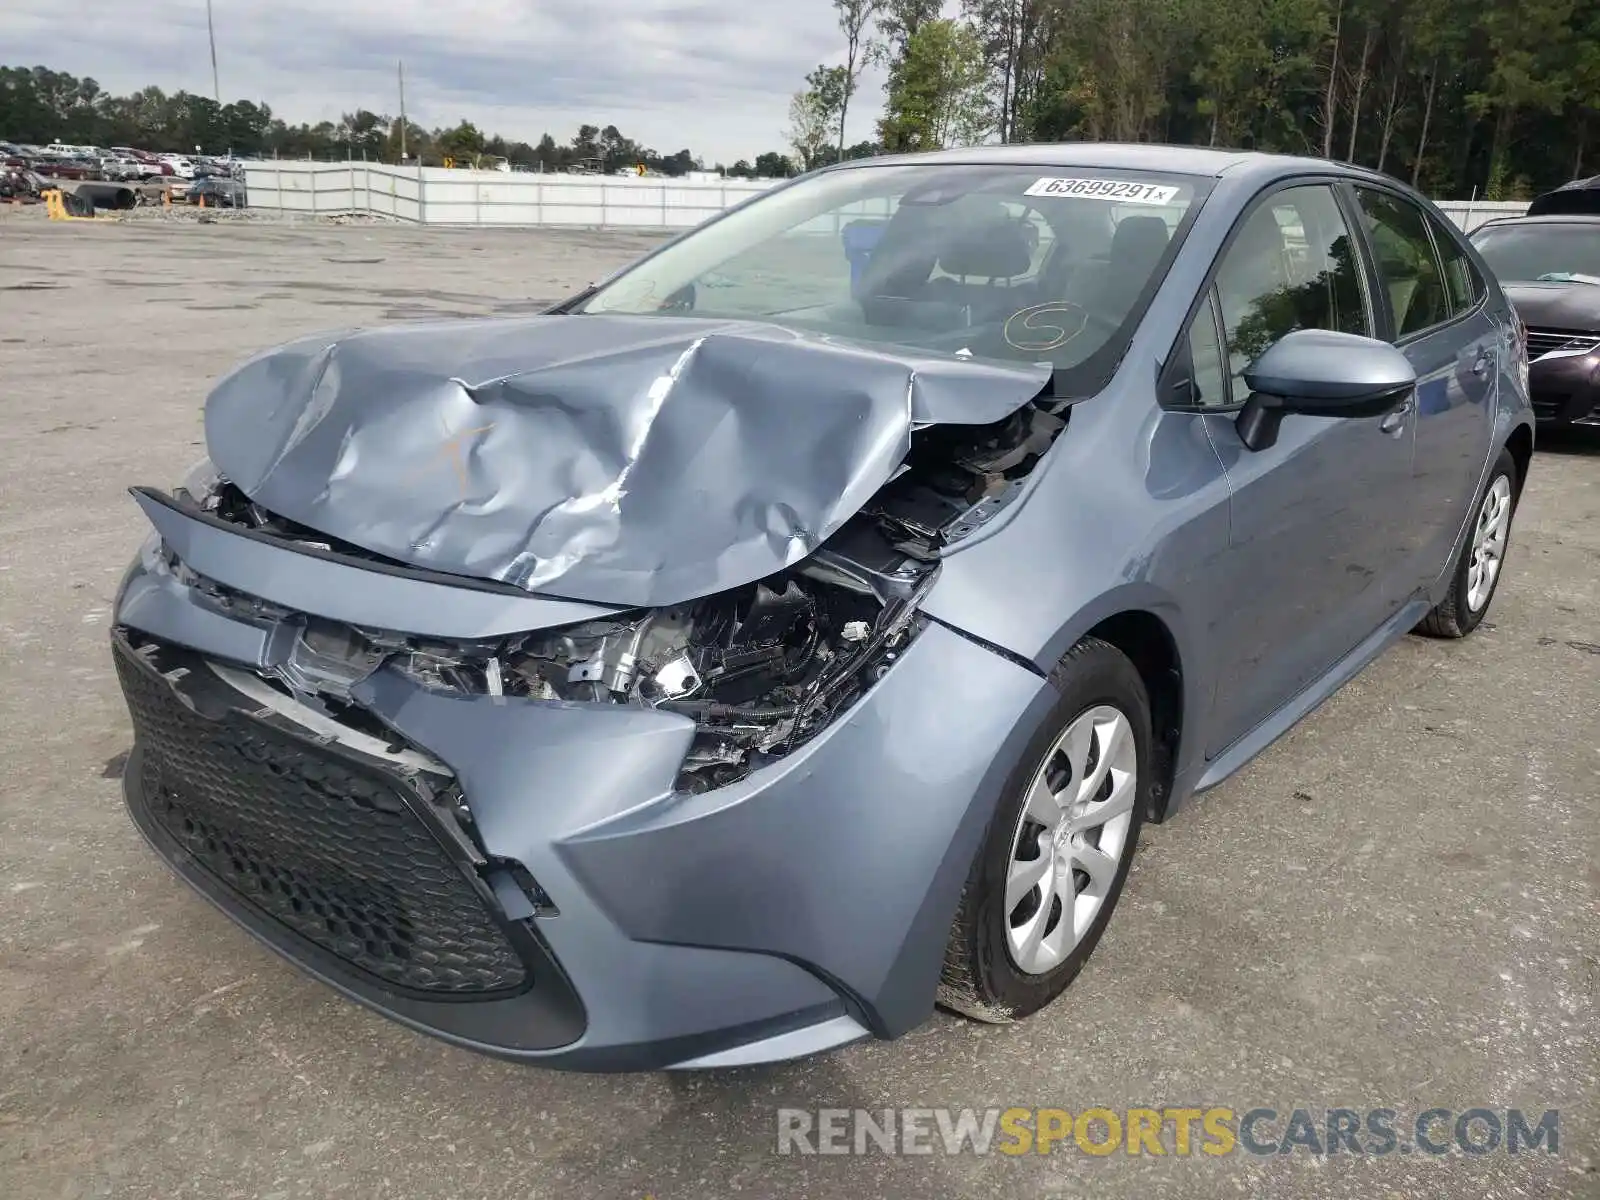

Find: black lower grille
[114,636,529,997]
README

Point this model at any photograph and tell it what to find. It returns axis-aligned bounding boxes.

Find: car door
[1173,182,1416,758]
[1348,186,1499,589]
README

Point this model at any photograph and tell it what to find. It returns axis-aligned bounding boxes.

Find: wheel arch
[1073,610,1186,824]
[1504,422,1533,501]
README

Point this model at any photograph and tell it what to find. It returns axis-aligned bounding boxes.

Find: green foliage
[833,0,884,153]
[877,0,945,61]
[867,0,1600,195]
[789,66,850,170]
[878,18,990,151]
[754,151,795,177]
[0,65,715,175]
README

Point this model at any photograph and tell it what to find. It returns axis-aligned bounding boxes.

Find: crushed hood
[204,314,1052,607]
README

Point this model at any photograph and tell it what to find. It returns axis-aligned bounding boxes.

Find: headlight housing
[388,566,936,792]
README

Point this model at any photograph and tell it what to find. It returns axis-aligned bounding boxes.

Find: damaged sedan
[110,146,1534,1070]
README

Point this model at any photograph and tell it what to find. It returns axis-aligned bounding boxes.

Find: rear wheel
[938,637,1150,1023]
[1417,448,1518,639]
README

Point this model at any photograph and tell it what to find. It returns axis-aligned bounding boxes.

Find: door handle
[1379,393,1414,436]
[1472,349,1494,377]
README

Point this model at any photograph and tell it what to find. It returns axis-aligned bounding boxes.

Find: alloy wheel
[1466,475,1512,612]
[1004,705,1138,976]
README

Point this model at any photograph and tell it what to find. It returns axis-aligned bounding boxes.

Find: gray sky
[3,0,891,163]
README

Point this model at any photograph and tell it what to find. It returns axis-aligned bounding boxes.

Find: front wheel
[938,637,1151,1023]
[1417,448,1519,639]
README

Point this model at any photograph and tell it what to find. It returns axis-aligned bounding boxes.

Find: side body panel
[1199,404,1413,755]
[1393,312,1498,587]
[1344,184,1502,592]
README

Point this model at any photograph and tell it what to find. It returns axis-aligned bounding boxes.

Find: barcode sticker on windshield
[1024,178,1180,204]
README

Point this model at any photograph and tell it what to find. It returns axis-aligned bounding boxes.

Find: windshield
[575,163,1207,391]
[1470,223,1600,283]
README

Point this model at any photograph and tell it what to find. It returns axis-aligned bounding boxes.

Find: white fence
[240,160,1530,232]
[1435,200,1527,232]
[241,161,778,228]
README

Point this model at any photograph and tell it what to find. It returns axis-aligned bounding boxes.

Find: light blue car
[110,144,1533,1071]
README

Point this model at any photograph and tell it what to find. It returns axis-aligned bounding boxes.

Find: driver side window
[1213,185,1372,399]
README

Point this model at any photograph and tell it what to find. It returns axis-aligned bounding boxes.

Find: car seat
[1058,215,1172,324]
[920,216,1038,320]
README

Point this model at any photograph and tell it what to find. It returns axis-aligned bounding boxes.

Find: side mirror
[1235,329,1417,451]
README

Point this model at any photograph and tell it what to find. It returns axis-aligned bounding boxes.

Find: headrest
[936,217,1036,280]
[1110,216,1171,270]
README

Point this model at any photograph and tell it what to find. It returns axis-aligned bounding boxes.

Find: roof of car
[827,142,1389,183]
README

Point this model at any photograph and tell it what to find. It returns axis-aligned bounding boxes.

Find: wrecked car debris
[200,314,1056,607]
[168,350,1074,789]
[174,483,927,790]
[169,309,1081,787]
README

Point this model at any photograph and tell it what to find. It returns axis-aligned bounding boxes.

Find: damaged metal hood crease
[204,315,1052,607]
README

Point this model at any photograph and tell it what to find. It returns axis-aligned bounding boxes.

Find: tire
[1417,448,1519,639]
[938,637,1152,1023]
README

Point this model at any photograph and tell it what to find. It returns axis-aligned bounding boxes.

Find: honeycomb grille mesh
[115,643,528,996]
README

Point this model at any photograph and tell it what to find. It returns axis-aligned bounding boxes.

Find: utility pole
[398,60,408,162]
[206,0,221,101]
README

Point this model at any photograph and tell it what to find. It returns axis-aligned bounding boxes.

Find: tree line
[789,0,1600,198]
[0,66,760,176]
[11,0,1598,199]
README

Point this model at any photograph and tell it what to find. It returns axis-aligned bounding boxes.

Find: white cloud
[1,0,890,163]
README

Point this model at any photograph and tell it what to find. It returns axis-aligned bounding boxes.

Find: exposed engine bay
[177,394,1069,791]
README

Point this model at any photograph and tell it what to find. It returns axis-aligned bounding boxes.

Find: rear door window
[1353,188,1454,337]
[1425,212,1485,316]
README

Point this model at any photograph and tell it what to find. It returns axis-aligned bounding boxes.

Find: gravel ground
[0,214,1595,1200]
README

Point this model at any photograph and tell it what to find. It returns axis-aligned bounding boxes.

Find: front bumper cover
[1530,354,1600,424]
[110,504,1053,1070]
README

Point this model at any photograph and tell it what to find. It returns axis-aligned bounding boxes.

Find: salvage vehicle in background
[98,156,143,182]
[186,175,246,207]
[111,148,176,179]
[108,145,1533,1072]
[0,164,44,201]
[1470,182,1600,428]
[158,153,196,179]
[29,153,98,180]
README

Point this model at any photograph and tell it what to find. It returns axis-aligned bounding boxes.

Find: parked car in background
[186,175,246,207]
[1471,213,1600,427]
[158,154,196,179]
[108,145,1533,1071]
[44,141,105,158]
[30,153,97,180]
[0,164,44,200]
[110,148,175,180]
[99,156,143,182]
